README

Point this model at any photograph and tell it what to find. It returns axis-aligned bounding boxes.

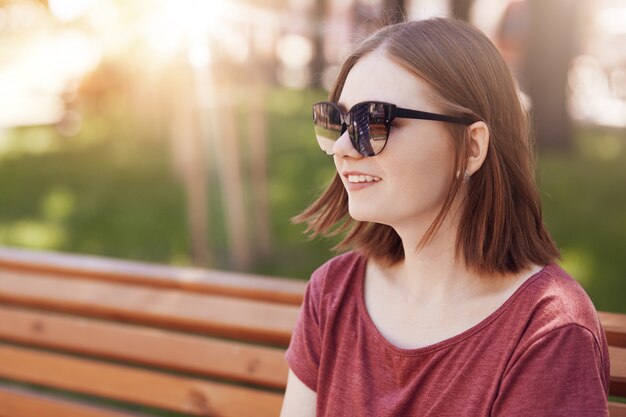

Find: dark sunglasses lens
[313,103,343,155]
[351,103,390,157]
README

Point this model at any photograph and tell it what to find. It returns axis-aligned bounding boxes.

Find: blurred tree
[383,0,406,21]
[352,0,405,41]
[169,58,211,267]
[310,0,327,88]
[492,0,585,150]
[450,0,475,21]
[525,0,582,150]
[246,45,272,259]
[494,0,530,89]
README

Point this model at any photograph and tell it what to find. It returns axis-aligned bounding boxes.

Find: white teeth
[348,174,381,183]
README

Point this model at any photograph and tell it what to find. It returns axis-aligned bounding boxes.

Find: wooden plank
[0,247,306,305]
[0,305,288,388]
[0,384,150,417]
[0,270,298,345]
[609,401,626,417]
[0,344,283,417]
[600,311,626,348]
[610,346,626,398]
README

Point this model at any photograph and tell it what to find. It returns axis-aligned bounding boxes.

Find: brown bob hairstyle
[294,17,560,275]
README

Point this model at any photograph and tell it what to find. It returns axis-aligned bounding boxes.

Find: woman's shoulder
[306,251,365,302]
[511,263,604,342]
[310,250,364,283]
[500,264,610,392]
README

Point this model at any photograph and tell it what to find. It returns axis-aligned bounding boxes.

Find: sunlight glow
[276,34,313,68]
[596,7,626,35]
[144,0,234,59]
[0,221,66,249]
[42,188,75,222]
[0,0,102,129]
[188,42,212,68]
[276,34,313,88]
[49,0,98,22]
[86,1,120,31]
[0,129,60,157]
[568,55,626,129]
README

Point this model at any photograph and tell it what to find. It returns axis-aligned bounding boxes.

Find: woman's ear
[466,121,489,175]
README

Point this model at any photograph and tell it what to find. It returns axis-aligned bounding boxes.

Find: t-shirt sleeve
[284,264,326,392]
[492,324,609,417]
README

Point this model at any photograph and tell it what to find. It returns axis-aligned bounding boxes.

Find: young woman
[280,17,609,417]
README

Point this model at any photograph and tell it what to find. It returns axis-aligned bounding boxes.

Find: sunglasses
[312,101,474,157]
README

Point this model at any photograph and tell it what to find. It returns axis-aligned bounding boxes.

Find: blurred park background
[0,0,624,313]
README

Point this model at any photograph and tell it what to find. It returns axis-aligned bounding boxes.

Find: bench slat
[0,271,298,345]
[610,346,626,397]
[0,247,306,305]
[0,305,288,389]
[609,401,626,417]
[0,384,151,417]
[0,344,283,417]
[599,312,626,348]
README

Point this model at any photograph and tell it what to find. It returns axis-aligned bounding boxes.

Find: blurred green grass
[538,129,626,313]
[0,87,624,313]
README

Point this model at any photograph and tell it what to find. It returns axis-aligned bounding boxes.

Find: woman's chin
[347,208,373,223]
[347,207,389,225]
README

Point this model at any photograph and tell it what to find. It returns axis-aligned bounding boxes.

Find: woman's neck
[378,209,494,303]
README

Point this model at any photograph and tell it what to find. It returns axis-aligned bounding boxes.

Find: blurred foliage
[539,128,626,313]
[0,112,189,263]
[0,87,624,313]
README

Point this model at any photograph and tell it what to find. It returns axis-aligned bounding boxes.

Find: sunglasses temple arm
[393,107,473,125]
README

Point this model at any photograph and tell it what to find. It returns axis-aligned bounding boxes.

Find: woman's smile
[342,170,382,191]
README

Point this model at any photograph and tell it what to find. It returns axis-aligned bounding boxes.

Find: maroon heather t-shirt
[285,252,610,417]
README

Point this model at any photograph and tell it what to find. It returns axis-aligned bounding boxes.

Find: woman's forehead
[338,52,435,111]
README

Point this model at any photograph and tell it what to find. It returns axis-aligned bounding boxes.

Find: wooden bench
[0,247,623,416]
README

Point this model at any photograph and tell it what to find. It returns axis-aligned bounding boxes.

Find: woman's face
[334,52,457,231]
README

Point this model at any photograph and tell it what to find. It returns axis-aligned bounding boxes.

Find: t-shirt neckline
[354,254,553,356]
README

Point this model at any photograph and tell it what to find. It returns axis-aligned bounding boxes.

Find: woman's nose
[333,129,363,159]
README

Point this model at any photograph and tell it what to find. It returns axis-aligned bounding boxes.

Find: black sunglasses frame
[312,100,474,157]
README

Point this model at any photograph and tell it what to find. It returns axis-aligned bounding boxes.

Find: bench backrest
[0,247,306,417]
[0,247,623,416]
